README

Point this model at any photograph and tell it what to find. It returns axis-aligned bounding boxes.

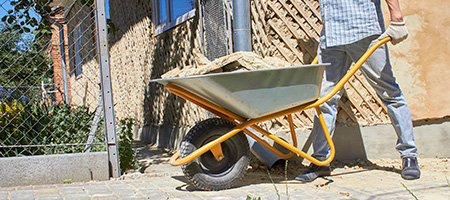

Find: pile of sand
[161,50,290,78]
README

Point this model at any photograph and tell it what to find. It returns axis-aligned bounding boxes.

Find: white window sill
[153,9,196,36]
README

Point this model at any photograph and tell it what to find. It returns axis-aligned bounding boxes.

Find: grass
[400,182,418,200]
[249,162,450,200]
[267,168,281,200]
[267,160,290,200]
[248,160,290,200]
[447,176,450,189]
[63,178,73,184]
[284,160,289,200]
[246,196,261,200]
[401,176,450,200]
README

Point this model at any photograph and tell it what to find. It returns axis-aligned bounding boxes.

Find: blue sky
[1,1,40,26]
[0,1,13,19]
[0,0,110,20]
[105,0,109,18]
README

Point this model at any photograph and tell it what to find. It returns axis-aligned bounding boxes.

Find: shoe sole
[295,171,331,182]
[402,175,420,180]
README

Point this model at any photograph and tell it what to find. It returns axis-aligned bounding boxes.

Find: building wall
[107,0,208,130]
[50,8,70,104]
[105,0,391,135]
[102,0,449,150]
[382,0,450,120]
[64,0,100,109]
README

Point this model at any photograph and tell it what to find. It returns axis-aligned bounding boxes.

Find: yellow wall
[382,0,450,120]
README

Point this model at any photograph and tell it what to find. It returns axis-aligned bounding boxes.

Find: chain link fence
[0,0,111,158]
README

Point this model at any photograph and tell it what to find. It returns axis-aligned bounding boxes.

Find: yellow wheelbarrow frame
[168,37,391,167]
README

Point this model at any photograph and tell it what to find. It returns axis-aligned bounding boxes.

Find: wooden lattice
[250,0,390,130]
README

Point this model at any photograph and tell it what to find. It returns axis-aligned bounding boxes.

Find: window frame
[74,23,83,79]
[151,0,196,36]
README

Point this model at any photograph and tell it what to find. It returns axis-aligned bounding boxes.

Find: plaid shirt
[319,0,385,47]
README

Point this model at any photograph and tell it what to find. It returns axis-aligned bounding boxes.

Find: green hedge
[1,100,138,173]
[0,101,105,156]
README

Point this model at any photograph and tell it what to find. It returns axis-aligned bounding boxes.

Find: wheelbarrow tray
[151,64,328,119]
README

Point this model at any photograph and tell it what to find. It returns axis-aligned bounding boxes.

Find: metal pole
[58,22,70,105]
[94,0,121,177]
[232,0,281,167]
[232,0,251,52]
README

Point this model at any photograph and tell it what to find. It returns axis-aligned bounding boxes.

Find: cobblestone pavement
[1,145,449,200]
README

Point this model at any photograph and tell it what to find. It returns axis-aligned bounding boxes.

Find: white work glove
[378,21,408,45]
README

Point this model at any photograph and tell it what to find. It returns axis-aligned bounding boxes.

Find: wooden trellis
[250,0,390,130]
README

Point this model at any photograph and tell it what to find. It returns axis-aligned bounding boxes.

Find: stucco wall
[381,0,450,120]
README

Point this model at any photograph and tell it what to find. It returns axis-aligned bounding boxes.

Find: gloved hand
[378,21,408,45]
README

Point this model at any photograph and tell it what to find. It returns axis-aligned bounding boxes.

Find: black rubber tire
[180,118,250,191]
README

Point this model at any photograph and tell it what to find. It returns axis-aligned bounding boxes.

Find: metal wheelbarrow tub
[152,64,329,119]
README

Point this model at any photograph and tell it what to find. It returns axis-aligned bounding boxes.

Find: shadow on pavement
[132,141,407,192]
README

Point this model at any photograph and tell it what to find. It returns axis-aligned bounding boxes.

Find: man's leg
[295,44,352,182]
[346,36,420,179]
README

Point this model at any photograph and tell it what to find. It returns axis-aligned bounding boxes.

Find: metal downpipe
[232,0,251,52]
[232,0,282,167]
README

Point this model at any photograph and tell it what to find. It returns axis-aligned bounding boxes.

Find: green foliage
[80,0,95,6]
[0,23,53,98]
[117,118,138,174]
[0,100,105,157]
[107,19,119,37]
[246,196,261,200]
[1,0,54,34]
[0,100,23,126]
[63,178,73,184]
[0,96,139,174]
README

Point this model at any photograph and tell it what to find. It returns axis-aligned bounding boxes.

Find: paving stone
[9,190,35,200]
[117,196,149,200]
[136,189,169,199]
[0,191,8,200]
[59,186,86,193]
[1,158,449,200]
[83,184,113,196]
[108,184,141,197]
[222,190,249,199]
[91,196,120,200]
[35,193,63,200]
[34,188,60,195]
[62,194,91,200]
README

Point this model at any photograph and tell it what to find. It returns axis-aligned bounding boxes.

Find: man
[295,0,420,182]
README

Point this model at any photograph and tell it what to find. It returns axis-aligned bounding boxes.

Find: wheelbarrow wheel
[180,118,250,191]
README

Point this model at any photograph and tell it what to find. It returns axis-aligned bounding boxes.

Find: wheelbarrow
[150,37,391,190]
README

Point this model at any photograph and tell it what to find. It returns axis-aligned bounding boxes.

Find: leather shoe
[295,164,331,182]
[401,157,420,180]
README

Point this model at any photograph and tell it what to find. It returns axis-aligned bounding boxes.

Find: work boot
[401,156,421,180]
[295,163,331,182]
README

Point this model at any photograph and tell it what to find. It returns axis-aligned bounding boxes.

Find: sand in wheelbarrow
[161,50,291,78]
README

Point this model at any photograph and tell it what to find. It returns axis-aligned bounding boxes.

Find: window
[74,24,82,78]
[152,0,196,35]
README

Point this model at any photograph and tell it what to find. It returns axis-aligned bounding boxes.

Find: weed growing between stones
[401,182,418,200]
[250,160,290,200]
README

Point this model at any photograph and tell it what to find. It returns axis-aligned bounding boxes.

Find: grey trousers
[311,35,418,161]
